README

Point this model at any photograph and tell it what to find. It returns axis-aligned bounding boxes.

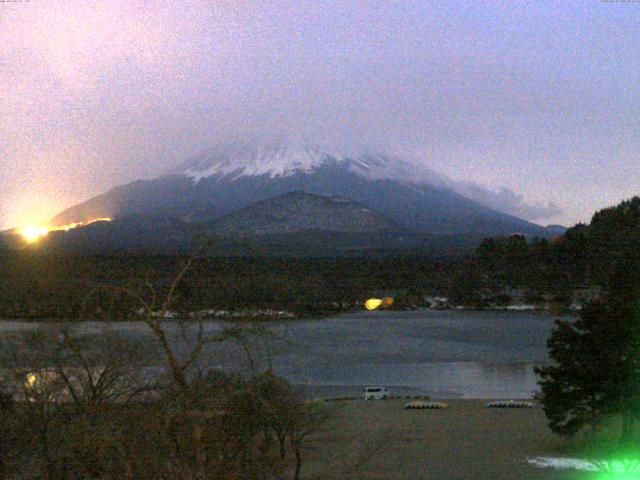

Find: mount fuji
[46,142,558,253]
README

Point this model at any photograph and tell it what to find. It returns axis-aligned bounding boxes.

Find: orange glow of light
[20,226,50,243]
[26,373,36,387]
[365,297,394,311]
[365,298,383,311]
[18,218,112,243]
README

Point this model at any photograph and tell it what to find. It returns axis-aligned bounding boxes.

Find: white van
[363,386,389,400]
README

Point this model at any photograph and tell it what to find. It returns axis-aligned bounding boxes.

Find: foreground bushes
[0,370,330,480]
[0,320,331,480]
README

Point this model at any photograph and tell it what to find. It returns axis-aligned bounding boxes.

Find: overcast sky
[1,0,639,229]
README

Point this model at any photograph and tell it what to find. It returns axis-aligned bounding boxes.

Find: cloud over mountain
[448,182,563,222]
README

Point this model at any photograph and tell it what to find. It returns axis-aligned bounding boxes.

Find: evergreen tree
[535,301,614,436]
[536,250,640,440]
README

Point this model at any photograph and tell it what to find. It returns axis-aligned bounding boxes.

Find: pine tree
[536,249,640,440]
[535,301,615,436]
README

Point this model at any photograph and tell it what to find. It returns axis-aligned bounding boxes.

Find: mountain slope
[52,142,549,237]
[42,215,197,254]
[207,191,399,236]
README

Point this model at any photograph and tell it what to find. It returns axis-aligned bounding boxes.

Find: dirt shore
[302,399,592,480]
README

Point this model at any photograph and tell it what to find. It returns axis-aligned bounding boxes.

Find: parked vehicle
[363,386,389,400]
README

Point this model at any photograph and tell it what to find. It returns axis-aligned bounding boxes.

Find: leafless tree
[0,322,157,479]
[286,399,333,480]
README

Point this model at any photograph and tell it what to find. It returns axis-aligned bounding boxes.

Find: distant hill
[558,197,640,283]
[465,196,640,295]
[25,195,436,256]
[543,224,567,236]
[7,192,488,256]
[206,191,399,236]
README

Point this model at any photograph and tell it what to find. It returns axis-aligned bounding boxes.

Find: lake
[266,310,559,399]
[0,310,562,399]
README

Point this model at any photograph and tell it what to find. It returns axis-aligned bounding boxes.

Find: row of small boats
[404,400,533,410]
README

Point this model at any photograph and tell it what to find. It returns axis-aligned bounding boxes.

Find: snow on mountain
[172,142,447,186]
[174,143,326,181]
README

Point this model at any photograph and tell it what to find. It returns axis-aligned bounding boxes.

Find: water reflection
[279,361,542,399]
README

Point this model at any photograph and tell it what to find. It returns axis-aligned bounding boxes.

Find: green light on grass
[594,460,640,480]
[597,474,640,480]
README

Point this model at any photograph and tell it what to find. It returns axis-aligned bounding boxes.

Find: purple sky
[1,0,639,229]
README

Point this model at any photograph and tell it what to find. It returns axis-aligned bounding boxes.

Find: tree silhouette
[536,251,640,441]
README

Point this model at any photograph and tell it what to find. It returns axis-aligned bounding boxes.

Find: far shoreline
[0,304,574,323]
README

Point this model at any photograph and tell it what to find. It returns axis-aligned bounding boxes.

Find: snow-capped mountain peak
[173,143,338,181]
[172,142,445,186]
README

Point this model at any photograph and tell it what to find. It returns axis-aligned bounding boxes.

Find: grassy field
[300,399,600,480]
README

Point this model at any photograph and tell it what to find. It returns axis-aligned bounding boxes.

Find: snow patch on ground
[528,456,640,474]
[528,457,598,471]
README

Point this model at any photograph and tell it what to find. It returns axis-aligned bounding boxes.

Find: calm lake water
[269,310,559,399]
[0,310,562,399]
